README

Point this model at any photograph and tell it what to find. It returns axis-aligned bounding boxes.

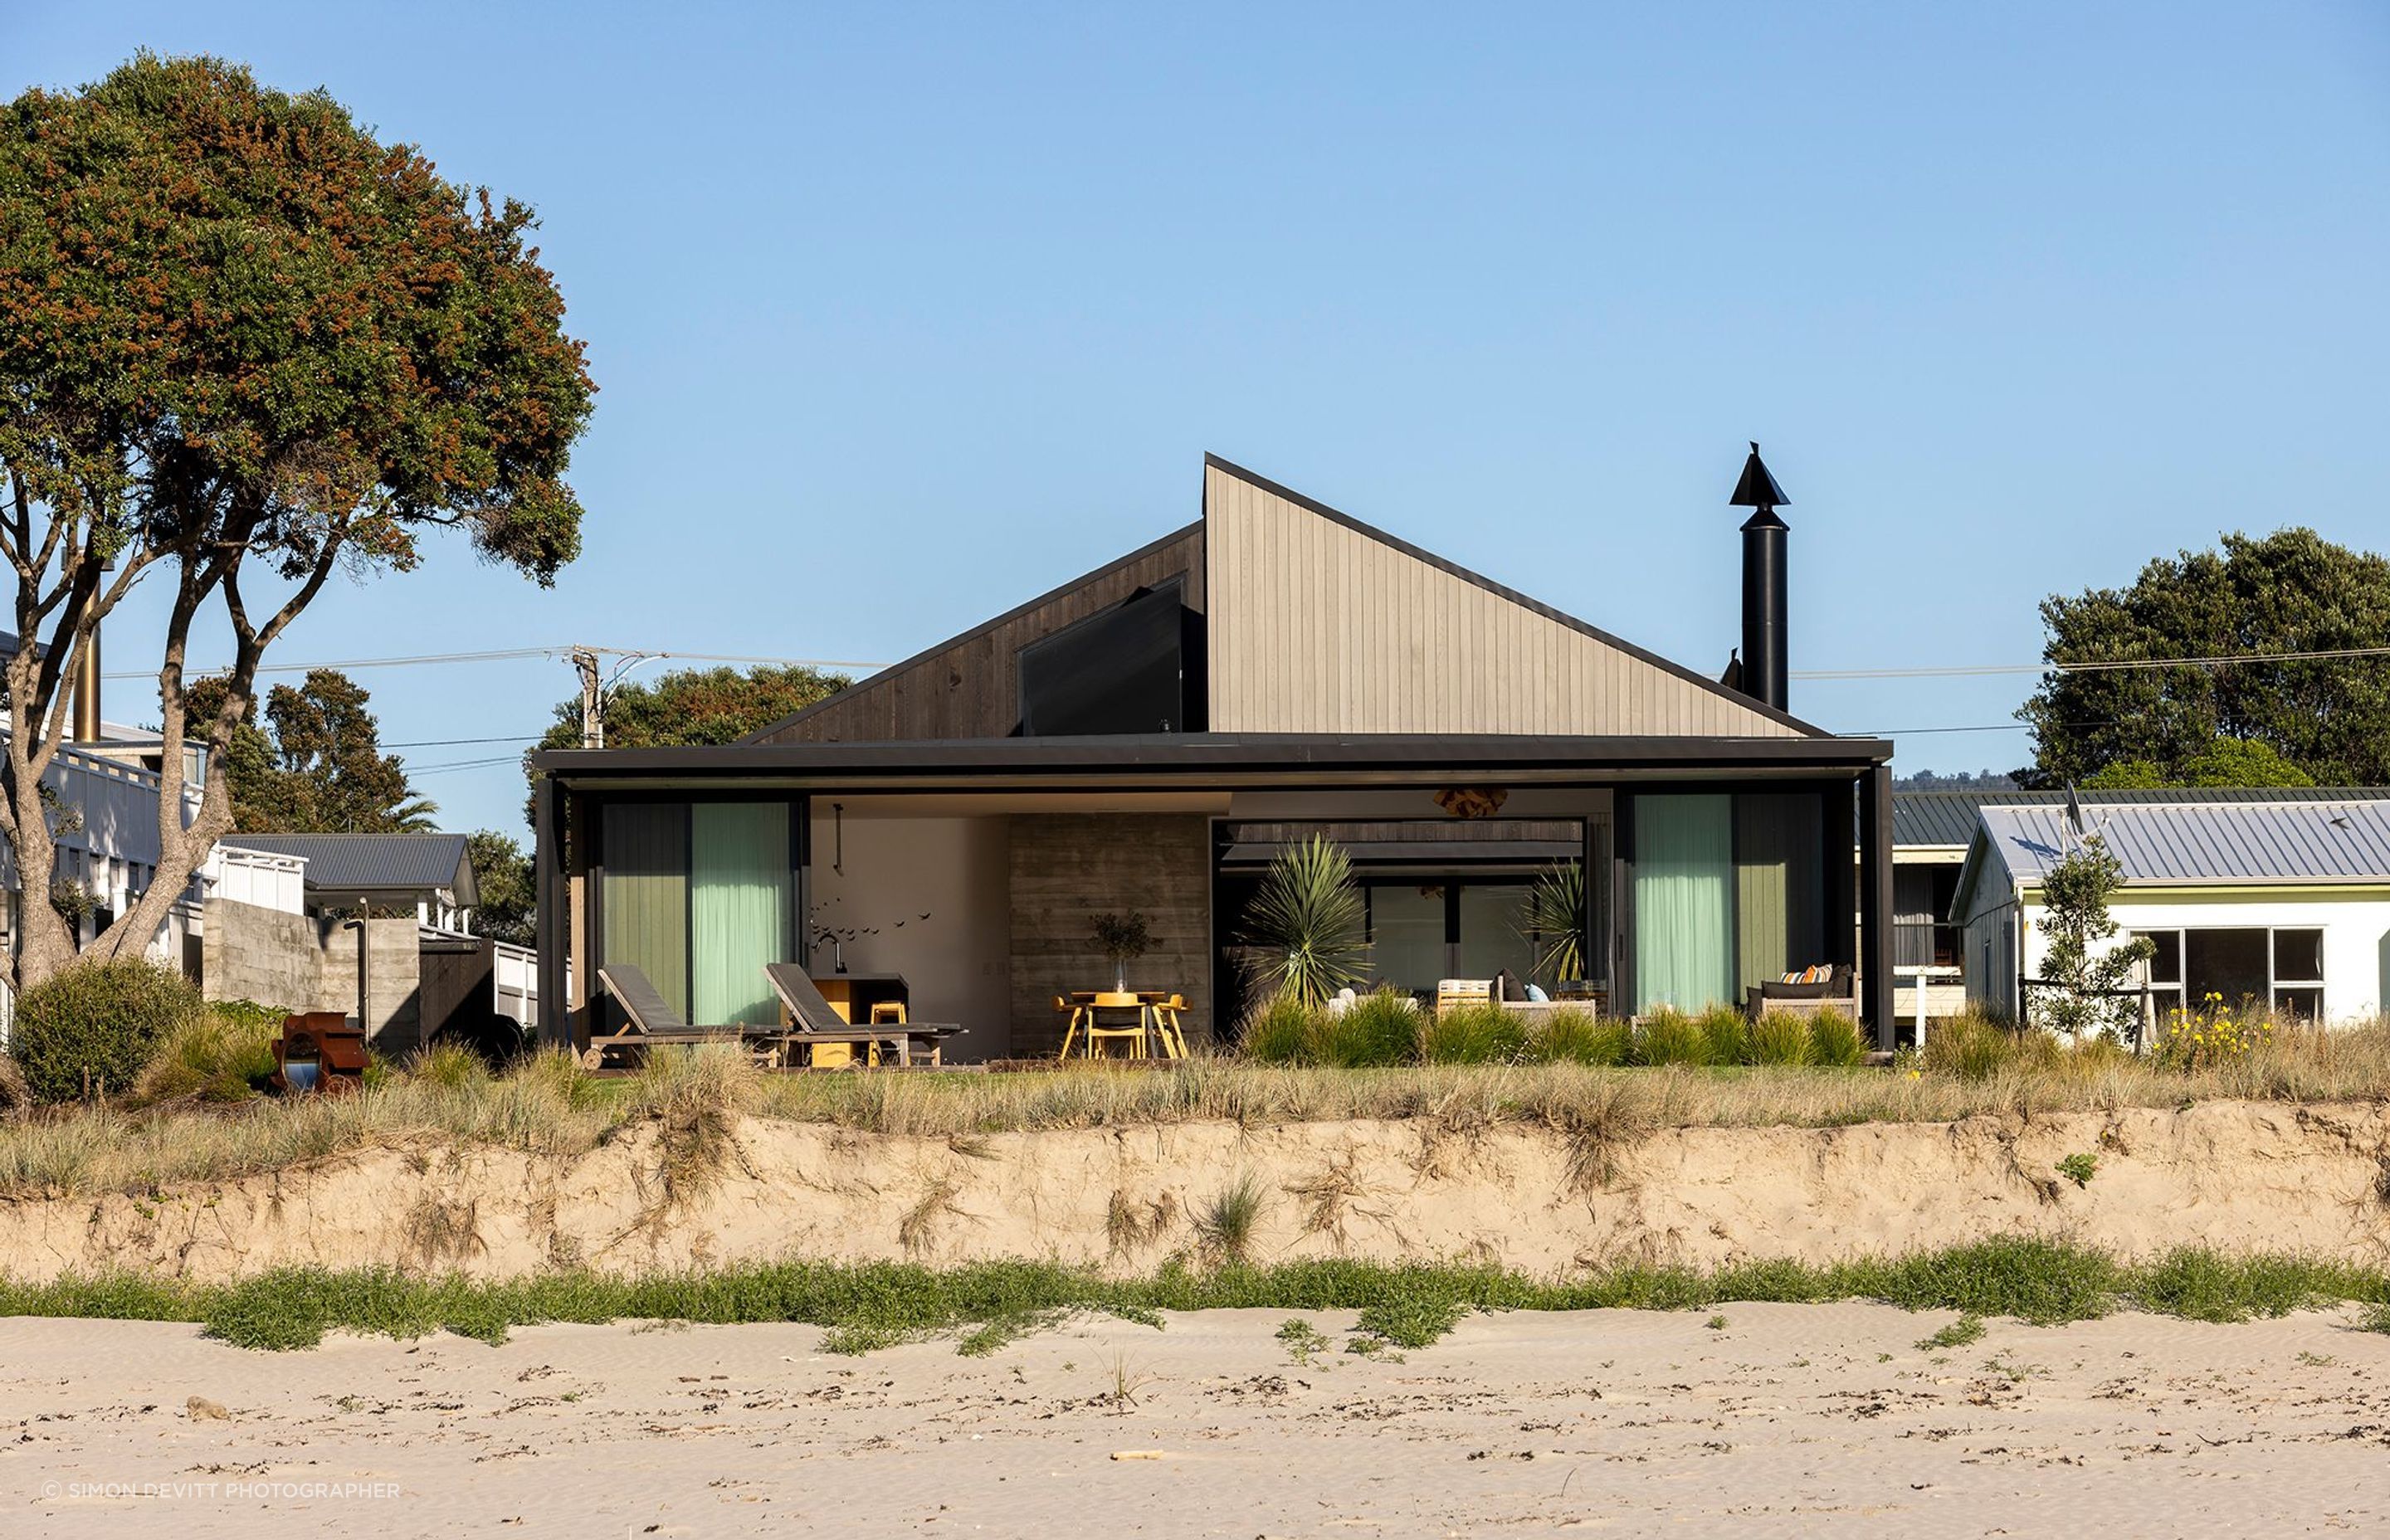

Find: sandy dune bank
[4,1099,2386,1283]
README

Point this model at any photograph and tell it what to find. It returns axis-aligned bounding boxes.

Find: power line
[102,644,890,682]
[383,733,544,749]
[1796,644,2390,680]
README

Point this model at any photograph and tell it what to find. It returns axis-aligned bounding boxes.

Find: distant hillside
[1894,768,2020,792]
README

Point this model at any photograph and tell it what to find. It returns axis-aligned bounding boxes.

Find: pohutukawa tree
[0,53,593,991]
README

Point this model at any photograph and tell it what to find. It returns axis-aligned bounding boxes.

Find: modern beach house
[529,453,1897,1059]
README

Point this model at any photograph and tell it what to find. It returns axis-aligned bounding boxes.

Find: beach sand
[5,1304,2387,1538]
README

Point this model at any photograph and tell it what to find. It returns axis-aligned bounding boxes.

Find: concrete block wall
[201,899,424,1057]
[1007,813,1211,1058]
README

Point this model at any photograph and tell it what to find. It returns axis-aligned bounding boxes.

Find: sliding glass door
[1632,794,1733,1012]
[1631,791,1830,1014]
[601,800,794,1026]
[690,802,791,1026]
[602,803,691,1019]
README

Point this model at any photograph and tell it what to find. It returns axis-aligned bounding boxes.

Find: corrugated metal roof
[223,833,475,900]
[1896,786,2390,848]
[1971,802,2390,888]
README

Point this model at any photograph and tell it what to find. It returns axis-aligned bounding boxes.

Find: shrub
[1923,1012,2054,1082]
[411,1041,492,1091]
[1748,1011,1813,1067]
[1634,1009,1709,1066]
[11,960,203,1104]
[1194,1173,1268,1264]
[1241,992,1320,1065]
[1807,1010,1866,1068]
[1314,991,1421,1068]
[1420,1001,1526,1065]
[130,1002,284,1105]
[1698,1005,1751,1065]
[1240,836,1370,1007]
[1525,1007,1627,1066]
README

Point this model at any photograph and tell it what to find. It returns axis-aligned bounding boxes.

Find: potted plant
[1091,910,1154,993]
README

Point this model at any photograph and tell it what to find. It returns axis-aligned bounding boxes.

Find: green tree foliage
[466,830,535,948]
[2081,738,2317,791]
[2020,530,2390,787]
[0,54,592,989]
[186,669,435,832]
[2034,832,2154,1044]
[525,664,847,820]
[1239,835,1370,1009]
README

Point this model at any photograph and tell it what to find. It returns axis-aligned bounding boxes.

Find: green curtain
[1734,792,1825,996]
[602,803,690,1021]
[1632,795,1734,1012]
[690,802,791,1026]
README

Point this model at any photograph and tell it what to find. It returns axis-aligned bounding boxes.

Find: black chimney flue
[1728,442,1789,712]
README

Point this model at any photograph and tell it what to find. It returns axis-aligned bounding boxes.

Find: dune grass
[2,1238,2381,1352]
[0,1016,2386,1201]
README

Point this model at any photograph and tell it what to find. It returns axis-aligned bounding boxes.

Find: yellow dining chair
[1053,994,1089,1059]
[1084,992,1150,1059]
[1149,993,1191,1059]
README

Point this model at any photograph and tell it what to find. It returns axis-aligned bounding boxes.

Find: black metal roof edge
[1199,452,1833,740]
[534,730,1893,778]
[739,519,1207,743]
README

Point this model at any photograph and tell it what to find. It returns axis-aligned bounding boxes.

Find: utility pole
[570,646,603,748]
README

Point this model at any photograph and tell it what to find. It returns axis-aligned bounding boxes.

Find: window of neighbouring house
[2272,928,2324,1021]
[2130,925,2324,1024]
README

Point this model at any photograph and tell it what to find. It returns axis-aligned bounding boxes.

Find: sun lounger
[763,963,963,1067]
[581,963,758,1069]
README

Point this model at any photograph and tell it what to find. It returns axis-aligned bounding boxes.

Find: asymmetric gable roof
[751,455,1817,744]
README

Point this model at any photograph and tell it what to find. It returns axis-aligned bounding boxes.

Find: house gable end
[1200,456,1817,738]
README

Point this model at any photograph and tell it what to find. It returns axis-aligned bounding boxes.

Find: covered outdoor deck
[530,732,1898,1060]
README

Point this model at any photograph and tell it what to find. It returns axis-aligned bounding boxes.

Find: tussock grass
[2,1018,2388,1201]
[2,1240,2382,1352]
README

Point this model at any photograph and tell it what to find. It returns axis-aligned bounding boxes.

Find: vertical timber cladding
[1200,459,1807,738]
[1007,813,1212,1057]
[754,525,1206,743]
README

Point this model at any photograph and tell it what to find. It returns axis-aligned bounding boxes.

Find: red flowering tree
[0,53,594,989]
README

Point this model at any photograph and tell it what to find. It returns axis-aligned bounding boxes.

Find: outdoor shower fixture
[1729,442,1791,713]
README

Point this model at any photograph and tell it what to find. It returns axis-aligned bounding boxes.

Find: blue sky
[7,2,2390,831]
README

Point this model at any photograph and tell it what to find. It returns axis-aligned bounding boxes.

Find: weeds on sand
[1917,1313,1987,1351]
[1275,1318,1333,1366]
[4,1241,2386,1353]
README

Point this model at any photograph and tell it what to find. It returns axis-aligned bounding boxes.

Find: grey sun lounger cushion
[763,963,962,1039]
[599,963,699,1034]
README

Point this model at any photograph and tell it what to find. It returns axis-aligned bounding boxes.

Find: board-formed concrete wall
[1007,813,1211,1058]
[202,899,424,1055]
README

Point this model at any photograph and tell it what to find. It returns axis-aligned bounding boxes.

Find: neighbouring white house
[1951,799,2390,1027]
[1890,786,2390,1026]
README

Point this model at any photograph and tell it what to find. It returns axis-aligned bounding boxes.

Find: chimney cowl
[1733,443,1790,713]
